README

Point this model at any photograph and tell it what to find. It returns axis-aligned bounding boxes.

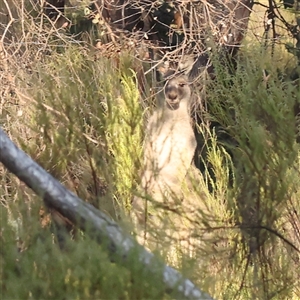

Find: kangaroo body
[133,74,197,226]
[142,100,196,195]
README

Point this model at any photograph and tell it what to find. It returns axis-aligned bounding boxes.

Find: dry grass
[1,1,300,299]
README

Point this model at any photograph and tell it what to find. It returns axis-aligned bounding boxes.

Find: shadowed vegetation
[1,0,300,299]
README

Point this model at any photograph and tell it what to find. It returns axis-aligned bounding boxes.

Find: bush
[1,1,300,299]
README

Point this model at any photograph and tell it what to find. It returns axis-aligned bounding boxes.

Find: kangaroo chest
[146,111,196,172]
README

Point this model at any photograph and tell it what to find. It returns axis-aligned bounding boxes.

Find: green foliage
[1,2,300,299]
[11,47,144,220]
[1,206,171,300]
[204,48,300,298]
[1,45,299,299]
[105,71,143,212]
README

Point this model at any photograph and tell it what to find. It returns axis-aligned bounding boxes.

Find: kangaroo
[133,72,197,229]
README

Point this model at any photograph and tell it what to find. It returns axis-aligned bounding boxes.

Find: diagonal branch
[0,127,214,300]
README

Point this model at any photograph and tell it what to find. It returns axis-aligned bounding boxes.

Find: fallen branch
[0,127,214,300]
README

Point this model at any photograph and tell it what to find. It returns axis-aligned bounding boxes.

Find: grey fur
[133,73,197,225]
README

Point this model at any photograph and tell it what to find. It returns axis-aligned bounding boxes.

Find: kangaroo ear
[156,63,175,82]
[157,62,191,82]
[162,69,176,80]
[187,54,212,81]
[178,54,211,81]
[166,59,196,81]
[178,55,195,75]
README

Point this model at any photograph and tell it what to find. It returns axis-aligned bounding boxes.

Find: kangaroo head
[164,74,191,110]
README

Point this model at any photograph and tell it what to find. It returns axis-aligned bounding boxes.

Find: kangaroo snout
[164,75,190,109]
[166,88,179,102]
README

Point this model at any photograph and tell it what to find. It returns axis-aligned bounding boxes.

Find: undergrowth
[1,1,300,299]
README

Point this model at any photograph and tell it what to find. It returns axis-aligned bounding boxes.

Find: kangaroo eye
[178,83,186,87]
